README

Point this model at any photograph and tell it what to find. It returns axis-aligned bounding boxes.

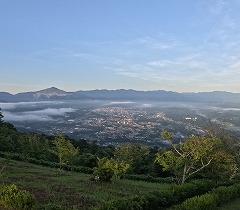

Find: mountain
[0,92,14,102]
[0,87,240,103]
[75,89,187,101]
[0,87,73,102]
[183,91,240,103]
[33,87,71,99]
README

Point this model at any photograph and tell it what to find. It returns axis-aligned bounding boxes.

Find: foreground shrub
[94,158,130,182]
[172,182,240,210]
[171,193,218,210]
[98,179,217,210]
[213,183,240,205]
[0,184,35,209]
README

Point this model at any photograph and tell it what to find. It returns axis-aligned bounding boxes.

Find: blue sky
[1,0,240,93]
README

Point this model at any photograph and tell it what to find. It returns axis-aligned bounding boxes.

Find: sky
[1,0,240,94]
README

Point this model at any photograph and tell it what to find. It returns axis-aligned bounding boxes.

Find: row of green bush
[0,184,35,209]
[0,152,93,174]
[124,174,175,184]
[98,179,221,210]
[171,182,240,210]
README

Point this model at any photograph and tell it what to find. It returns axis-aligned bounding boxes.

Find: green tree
[20,133,51,160]
[0,108,4,123]
[156,130,225,184]
[203,122,239,180]
[93,157,130,182]
[51,134,78,170]
[72,153,97,168]
[210,150,238,180]
[114,143,149,173]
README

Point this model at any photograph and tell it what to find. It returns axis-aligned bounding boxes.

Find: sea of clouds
[0,102,76,122]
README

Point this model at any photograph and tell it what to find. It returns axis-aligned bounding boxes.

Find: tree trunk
[181,163,187,184]
[59,156,62,170]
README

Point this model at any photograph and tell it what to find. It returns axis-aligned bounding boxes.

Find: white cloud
[69,53,92,59]
[3,112,53,122]
[2,108,76,122]
[0,101,63,110]
[112,43,240,92]
[137,36,178,50]
[30,48,99,62]
[25,108,76,116]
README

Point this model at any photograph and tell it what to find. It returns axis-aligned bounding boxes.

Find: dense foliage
[93,157,130,181]
[171,182,240,210]
[50,133,79,169]
[98,179,234,209]
[156,129,238,183]
[0,184,36,210]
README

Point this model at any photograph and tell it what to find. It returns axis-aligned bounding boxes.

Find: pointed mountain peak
[33,87,70,99]
[37,87,66,93]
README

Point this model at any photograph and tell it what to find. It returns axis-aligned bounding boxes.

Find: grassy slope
[0,158,171,209]
[217,198,240,210]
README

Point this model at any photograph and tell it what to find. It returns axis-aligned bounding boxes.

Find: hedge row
[171,182,240,210]
[124,174,175,184]
[0,184,35,209]
[0,152,93,174]
[98,179,221,210]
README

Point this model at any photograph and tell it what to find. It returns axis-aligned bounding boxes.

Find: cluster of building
[20,106,205,146]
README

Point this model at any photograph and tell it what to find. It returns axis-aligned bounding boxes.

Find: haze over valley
[1,87,240,146]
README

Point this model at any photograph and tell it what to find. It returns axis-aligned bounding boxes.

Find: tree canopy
[156,130,238,184]
[51,134,79,170]
[93,157,130,182]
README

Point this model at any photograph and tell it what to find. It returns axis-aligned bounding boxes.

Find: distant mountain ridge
[0,87,240,103]
[33,87,71,99]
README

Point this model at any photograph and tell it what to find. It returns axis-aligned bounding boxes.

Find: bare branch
[187,158,213,178]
